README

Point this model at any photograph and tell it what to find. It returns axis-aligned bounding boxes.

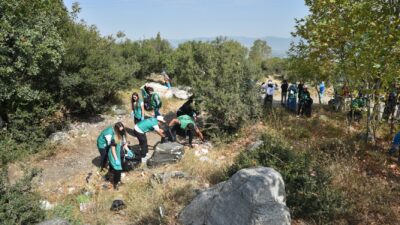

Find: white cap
[156,116,166,123]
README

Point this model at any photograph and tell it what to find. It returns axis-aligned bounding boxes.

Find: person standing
[133,116,166,161]
[281,80,289,106]
[287,83,298,112]
[131,92,145,124]
[148,87,162,117]
[388,131,400,164]
[169,115,205,147]
[162,71,172,90]
[298,85,312,117]
[262,80,276,109]
[319,81,326,104]
[96,122,126,171]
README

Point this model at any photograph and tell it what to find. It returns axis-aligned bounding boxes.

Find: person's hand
[115,159,121,166]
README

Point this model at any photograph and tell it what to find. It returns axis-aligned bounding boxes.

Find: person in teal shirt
[169,115,205,147]
[97,122,126,171]
[131,92,145,124]
[148,87,162,117]
[133,116,166,160]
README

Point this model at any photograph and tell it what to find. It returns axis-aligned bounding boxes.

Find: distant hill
[169,36,295,58]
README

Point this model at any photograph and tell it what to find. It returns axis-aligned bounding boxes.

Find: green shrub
[228,134,349,224]
[0,169,45,225]
[173,38,262,135]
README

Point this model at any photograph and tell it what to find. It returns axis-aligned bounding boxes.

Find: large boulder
[179,167,291,225]
[147,142,184,167]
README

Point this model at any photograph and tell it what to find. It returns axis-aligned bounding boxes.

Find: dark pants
[171,124,194,145]
[109,166,121,189]
[133,130,148,157]
[99,147,110,171]
[134,117,142,124]
[281,92,287,105]
[264,95,273,109]
[297,102,305,115]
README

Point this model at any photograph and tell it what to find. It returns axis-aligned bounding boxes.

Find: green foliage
[173,38,262,134]
[228,134,348,223]
[249,39,272,67]
[0,169,45,225]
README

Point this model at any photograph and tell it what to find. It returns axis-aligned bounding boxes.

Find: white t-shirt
[263,84,275,96]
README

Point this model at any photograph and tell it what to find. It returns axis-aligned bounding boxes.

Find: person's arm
[195,127,205,142]
[168,118,180,127]
[111,146,118,161]
[140,101,145,120]
[155,127,165,137]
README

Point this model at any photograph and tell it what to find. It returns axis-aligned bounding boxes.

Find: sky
[63,0,309,40]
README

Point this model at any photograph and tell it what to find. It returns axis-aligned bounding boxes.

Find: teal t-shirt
[177,115,195,130]
[137,118,158,133]
[134,99,143,119]
[108,143,122,170]
[97,127,115,149]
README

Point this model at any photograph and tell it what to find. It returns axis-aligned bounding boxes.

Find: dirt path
[33,113,164,196]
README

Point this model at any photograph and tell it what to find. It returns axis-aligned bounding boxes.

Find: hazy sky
[63,0,309,40]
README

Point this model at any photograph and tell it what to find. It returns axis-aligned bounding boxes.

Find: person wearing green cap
[169,115,204,147]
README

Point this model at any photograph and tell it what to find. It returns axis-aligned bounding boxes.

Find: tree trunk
[315,85,321,105]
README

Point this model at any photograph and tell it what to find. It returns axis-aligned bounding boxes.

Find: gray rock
[147,142,184,167]
[246,140,264,152]
[40,200,55,211]
[144,82,173,98]
[49,131,69,143]
[179,167,291,225]
[172,87,190,100]
[112,106,128,115]
[151,171,188,184]
[37,218,70,225]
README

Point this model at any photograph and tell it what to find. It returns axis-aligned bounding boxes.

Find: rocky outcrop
[179,167,291,225]
[147,142,184,167]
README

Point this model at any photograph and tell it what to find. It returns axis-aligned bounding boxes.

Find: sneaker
[141,158,147,164]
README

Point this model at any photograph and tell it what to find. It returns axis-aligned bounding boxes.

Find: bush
[228,134,349,224]
[0,169,45,225]
[173,38,262,135]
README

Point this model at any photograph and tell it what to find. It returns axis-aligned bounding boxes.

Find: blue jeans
[165,82,171,89]
[388,144,400,162]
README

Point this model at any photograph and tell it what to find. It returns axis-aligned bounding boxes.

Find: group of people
[262,79,316,117]
[96,83,204,190]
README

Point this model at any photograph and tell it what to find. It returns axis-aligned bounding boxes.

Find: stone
[49,131,69,143]
[194,148,209,156]
[246,140,264,152]
[110,199,126,211]
[179,167,291,225]
[319,114,329,122]
[79,202,95,213]
[37,218,70,225]
[112,106,128,115]
[40,200,55,210]
[147,142,184,167]
[172,87,190,100]
[7,163,24,185]
[151,171,188,184]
